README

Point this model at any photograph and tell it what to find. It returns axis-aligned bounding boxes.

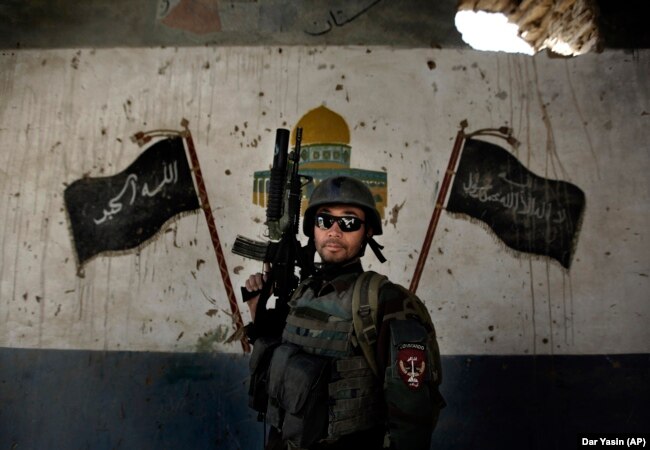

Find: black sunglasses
[315,212,365,232]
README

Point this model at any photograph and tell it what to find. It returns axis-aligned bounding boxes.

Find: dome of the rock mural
[292,106,352,171]
[253,106,387,218]
[291,105,350,146]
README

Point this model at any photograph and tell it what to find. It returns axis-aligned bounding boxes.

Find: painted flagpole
[181,119,250,353]
[409,121,467,294]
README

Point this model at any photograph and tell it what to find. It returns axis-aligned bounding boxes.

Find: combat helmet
[303,176,386,262]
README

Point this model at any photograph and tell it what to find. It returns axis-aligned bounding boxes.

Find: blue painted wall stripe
[1,349,648,450]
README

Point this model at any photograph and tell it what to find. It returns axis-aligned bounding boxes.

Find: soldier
[244,176,445,450]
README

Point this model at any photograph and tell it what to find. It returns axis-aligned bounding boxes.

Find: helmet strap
[300,238,317,280]
[366,237,387,263]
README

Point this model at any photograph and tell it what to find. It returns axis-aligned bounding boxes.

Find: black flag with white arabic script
[64,137,200,266]
[446,138,585,269]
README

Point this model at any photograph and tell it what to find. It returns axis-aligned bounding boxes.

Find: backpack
[351,271,442,384]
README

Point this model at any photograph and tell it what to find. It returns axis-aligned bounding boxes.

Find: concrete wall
[1,46,648,449]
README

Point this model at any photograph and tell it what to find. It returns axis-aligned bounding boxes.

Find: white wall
[0,47,648,356]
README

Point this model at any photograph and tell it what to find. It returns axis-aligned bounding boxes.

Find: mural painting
[157,0,222,35]
[304,0,384,36]
[62,123,249,351]
[252,106,388,220]
[447,138,585,269]
[64,136,200,267]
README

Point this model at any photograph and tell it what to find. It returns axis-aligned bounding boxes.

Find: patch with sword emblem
[397,343,426,389]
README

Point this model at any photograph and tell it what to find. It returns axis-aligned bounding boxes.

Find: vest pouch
[248,336,281,414]
[268,345,329,448]
[267,343,300,428]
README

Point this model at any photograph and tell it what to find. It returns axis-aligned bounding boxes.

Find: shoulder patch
[397,343,426,390]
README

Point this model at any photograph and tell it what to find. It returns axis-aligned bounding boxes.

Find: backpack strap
[351,271,386,378]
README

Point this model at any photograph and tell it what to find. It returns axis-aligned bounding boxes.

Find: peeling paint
[389,200,405,228]
[195,324,231,352]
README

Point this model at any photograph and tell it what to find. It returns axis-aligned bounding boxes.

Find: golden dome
[291,106,350,146]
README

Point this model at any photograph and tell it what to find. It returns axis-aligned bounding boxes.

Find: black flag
[64,137,200,265]
[446,139,585,269]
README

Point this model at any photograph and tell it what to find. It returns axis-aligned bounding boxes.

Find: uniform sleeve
[376,284,445,450]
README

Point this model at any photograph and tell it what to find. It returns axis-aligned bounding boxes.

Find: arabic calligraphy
[462,172,568,225]
[445,137,585,268]
[94,161,179,225]
[304,0,383,36]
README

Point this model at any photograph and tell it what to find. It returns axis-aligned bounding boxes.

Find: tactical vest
[266,272,384,448]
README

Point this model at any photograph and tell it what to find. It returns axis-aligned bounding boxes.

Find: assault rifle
[232,128,313,342]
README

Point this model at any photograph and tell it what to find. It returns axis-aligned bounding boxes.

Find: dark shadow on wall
[0,349,259,450]
[0,349,647,449]
[431,354,649,449]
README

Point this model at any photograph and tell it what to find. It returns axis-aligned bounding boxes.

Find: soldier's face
[313,204,368,264]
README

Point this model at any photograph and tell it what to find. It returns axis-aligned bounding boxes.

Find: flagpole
[181,119,251,353]
[409,121,467,294]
